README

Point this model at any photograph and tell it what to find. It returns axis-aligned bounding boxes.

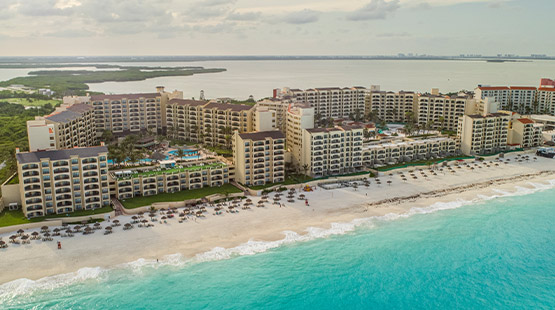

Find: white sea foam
[2,178,554,301]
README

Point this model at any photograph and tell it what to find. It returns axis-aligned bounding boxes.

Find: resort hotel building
[165,99,254,147]
[415,90,473,131]
[361,137,457,167]
[232,131,285,186]
[111,159,232,200]
[285,104,315,168]
[475,80,555,115]
[365,86,416,123]
[15,146,110,218]
[300,126,364,177]
[26,103,97,152]
[276,86,367,120]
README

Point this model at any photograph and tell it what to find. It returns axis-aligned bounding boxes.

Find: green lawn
[4,98,61,107]
[120,183,242,209]
[205,146,232,157]
[7,174,18,185]
[376,156,473,171]
[0,205,113,227]
[249,174,313,190]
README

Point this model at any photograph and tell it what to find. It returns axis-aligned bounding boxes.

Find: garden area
[0,205,113,228]
[120,183,242,209]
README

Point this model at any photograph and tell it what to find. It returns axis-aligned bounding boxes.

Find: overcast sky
[0,0,551,56]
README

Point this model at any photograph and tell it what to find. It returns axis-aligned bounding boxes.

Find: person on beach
[57,241,61,250]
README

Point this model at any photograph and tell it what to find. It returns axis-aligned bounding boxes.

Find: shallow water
[1,182,554,309]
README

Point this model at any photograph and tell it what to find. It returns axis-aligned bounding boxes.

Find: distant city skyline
[0,0,552,56]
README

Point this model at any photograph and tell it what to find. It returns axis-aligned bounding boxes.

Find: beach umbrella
[74,225,81,231]
[131,216,138,222]
[21,235,29,241]
[161,216,167,220]
[65,229,73,234]
[0,241,5,247]
[299,194,305,199]
[245,198,252,203]
[105,226,113,231]
[43,233,51,237]
[387,180,392,186]
[113,220,120,224]
[31,231,39,238]
[17,229,24,235]
[41,226,48,232]
[85,227,92,232]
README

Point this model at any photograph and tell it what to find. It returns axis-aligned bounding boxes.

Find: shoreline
[0,154,554,285]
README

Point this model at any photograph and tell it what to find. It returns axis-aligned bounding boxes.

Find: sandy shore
[1,151,554,284]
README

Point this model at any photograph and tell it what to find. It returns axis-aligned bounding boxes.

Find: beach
[1,151,554,285]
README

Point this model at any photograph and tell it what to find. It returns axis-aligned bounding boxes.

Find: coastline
[0,153,554,286]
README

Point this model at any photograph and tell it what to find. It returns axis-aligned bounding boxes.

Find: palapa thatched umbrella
[17,229,24,236]
[94,223,101,229]
[31,231,39,239]
[298,194,305,199]
[105,226,113,232]
[9,235,17,241]
[41,226,48,232]
[0,240,6,247]
[387,180,392,186]
[131,216,138,223]
[21,235,29,241]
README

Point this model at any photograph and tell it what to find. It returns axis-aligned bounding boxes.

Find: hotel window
[42,162,49,167]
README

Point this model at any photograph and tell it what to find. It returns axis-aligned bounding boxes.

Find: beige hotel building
[165,99,254,147]
[232,130,285,186]
[27,103,97,152]
[416,91,472,131]
[457,112,511,156]
[281,87,367,120]
[16,146,110,218]
[365,86,416,123]
[301,126,364,177]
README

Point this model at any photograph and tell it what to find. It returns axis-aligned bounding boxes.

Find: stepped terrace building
[232,131,285,186]
[281,87,367,120]
[301,126,364,177]
[27,103,96,152]
[16,146,110,218]
[365,86,416,123]
[165,99,254,147]
[111,159,231,200]
[537,87,555,115]
[361,137,457,167]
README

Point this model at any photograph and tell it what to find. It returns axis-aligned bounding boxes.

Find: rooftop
[517,118,535,124]
[239,130,285,141]
[16,146,108,164]
[203,102,253,112]
[477,86,510,91]
[168,98,207,107]
[90,93,160,101]
[46,104,93,124]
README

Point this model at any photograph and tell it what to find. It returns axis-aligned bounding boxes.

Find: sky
[0,0,552,56]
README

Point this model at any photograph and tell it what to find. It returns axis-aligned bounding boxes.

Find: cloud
[376,32,411,37]
[16,0,75,16]
[347,0,400,21]
[226,11,261,21]
[488,1,504,8]
[281,9,320,24]
[196,0,236,6]
[43,28,95,38]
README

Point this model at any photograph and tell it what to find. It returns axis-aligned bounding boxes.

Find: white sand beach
[1,151,554,284]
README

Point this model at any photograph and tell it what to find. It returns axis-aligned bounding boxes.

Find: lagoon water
[1,186,554,309]
[2,60,555,100]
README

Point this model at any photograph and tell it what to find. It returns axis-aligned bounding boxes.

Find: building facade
[508,118,543,148]
[362,137,457,166]
[301,126,364,177]
[415,92,471,131]
[27,103,96,152]
[232,131,285,186]
[16,146,110,218]
[111,159,231,200]
[286,105,315,168]
[165,99,254,147]
[90,87,182,136]
[365,86,416,123]
[457,113,511,155]
[280,87,367,120]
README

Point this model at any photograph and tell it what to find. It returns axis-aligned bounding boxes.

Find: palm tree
[101,130,113,144]
[302,164,310,176]
[438,116,445,131]
[176,148,185,160]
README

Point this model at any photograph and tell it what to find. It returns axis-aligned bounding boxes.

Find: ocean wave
[2,178,554,302]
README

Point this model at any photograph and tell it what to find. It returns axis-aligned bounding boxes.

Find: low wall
[121,193,245,214]
[0,211,115,235]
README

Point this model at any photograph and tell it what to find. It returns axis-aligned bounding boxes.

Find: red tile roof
[517,118,534,124]
[510,86,536,90]
[538,87,555,92]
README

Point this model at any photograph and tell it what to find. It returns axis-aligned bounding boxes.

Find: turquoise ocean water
[1,185,554,309]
